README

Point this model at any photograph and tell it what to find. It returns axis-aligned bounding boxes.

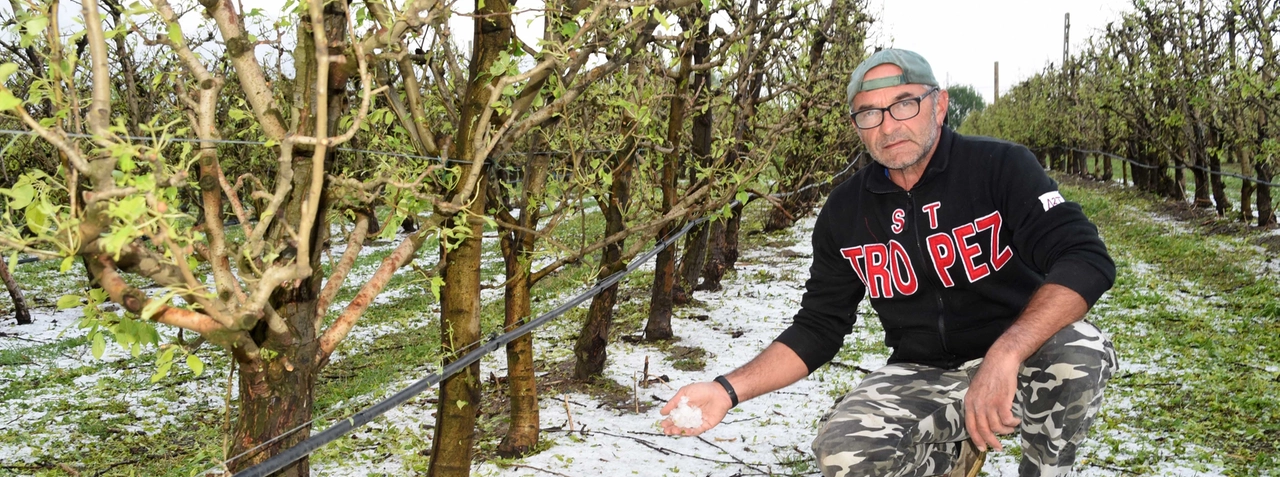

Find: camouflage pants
[812,321,1116,477]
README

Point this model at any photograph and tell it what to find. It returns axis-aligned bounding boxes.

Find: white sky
[867,0,1134,104]
[6,0,1134,107]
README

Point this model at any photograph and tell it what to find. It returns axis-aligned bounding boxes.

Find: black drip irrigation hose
[227,152,864,477]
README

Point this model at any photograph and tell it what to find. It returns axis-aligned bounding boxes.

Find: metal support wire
[0,128,472,165]
[1053,145,1280,188]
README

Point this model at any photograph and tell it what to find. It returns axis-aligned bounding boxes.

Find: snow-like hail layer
[0,198,1249,476]
[321,210,1228,476]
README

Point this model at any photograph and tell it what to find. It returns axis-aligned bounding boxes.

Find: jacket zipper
[907,191,951,355]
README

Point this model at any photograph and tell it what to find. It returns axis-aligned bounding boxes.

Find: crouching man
[660,48,1117,477]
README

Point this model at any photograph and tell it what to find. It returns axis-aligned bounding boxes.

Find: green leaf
[57,294,81,309]
[118,154,136,173]
[455,400,468,409]
[429,275,445,301]
[0,90,23,112]
[652,9,670,29]
[186,354,204,376]
[167,23,183,45]
[24,16,49,36]
[60,255,75,273]
[25,201,47,234]
[157,346,177,365]
[151,361,172,383]
[559,21,579,38]
[91,333,106,359]
[5,182,34,209]
[0,63,19,83]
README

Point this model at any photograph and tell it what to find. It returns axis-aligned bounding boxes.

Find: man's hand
[963,356,1021,452]
[659,381,734,436]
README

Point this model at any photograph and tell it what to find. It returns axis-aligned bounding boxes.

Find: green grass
[1061,179,1280,474]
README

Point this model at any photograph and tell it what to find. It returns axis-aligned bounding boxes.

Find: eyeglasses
[850,87,939,129]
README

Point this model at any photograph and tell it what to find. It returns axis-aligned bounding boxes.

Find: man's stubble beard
[872,107,940,171]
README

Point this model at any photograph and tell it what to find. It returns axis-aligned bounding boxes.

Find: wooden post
[993,62,999,103]
[1063,13,1071,70]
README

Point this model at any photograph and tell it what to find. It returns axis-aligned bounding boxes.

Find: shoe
[946,440,986,477]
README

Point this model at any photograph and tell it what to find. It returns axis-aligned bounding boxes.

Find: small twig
[507,464,572,477]
[587,429,750,466]
[563,395,574,433]
[0,334,48,345]
[642,355,650,384]
[722,415,762,425]
[828,361,875,374]
[1086,462,1140,474]
[697,435,772,475]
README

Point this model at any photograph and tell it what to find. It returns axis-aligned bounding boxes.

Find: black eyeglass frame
[849,86,940,130]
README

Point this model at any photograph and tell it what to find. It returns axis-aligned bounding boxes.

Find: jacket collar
[866,126,955,193]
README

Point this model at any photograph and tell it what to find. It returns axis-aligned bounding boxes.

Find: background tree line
[963,0,1279,228]
[0,0,871,475]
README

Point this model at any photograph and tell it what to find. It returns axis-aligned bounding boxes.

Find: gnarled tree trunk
[0,255,30,325]
[574,108,638,381]
[646,36,692,341]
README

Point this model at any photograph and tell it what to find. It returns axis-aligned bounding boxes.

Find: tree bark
[1239,143,1254,223]
[226,4,346,473]
[496,148,551,457]
[1257,161,1276,228]
[429,0,509,470]
[647,38,693,341]
[429,178,486,477]
[497,241,538,457]
[0,255,30,325]
[697,218,726,292]
[1189,144,1212,209]
[228,313,321,476]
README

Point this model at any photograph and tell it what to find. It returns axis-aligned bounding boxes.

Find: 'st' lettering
[921,202,942,229]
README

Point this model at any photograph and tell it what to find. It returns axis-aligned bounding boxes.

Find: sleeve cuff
[774,326,839,374]
[1045,258,1115,308]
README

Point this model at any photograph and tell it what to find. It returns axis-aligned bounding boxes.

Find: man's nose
[878,112,906,133]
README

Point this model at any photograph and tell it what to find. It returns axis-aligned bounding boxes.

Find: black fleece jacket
[775,127,1114,371]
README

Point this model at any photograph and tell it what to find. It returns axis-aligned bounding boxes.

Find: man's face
[850,64,948,171]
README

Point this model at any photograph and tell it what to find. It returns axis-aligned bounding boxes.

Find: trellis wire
[1052,145,1280,188]
[0,128,639,166]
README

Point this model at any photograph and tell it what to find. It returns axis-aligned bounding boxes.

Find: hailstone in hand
[669,396,703,429]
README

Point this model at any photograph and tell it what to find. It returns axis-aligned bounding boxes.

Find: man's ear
[936,89,950,126]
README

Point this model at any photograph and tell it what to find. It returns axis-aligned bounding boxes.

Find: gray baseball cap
[846,49,938,108]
